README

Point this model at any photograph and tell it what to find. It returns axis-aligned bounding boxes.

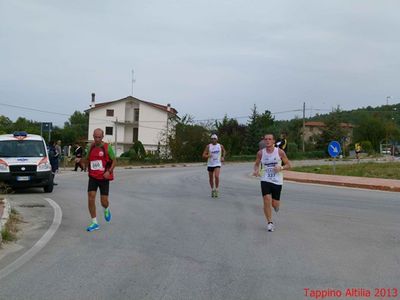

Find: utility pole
[115,117,118,156]
[131,69,136,96]
[302,102,306,152]
[386,96,391,106]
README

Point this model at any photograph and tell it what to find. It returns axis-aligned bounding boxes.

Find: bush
[288,150,326,160]
[120,141,147,161]
[287,142,299,153]
[360,140,374,154]
[227,155,255,162]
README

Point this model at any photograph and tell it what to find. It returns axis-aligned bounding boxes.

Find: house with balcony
[87,94,178,156]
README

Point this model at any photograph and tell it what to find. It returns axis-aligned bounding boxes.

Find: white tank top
[260,147,283,185]
[207,143,222,167]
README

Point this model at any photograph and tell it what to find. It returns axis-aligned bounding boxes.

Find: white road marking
[0,198,62,280]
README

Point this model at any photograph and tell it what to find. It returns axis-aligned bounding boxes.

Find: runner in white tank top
[260,147,283,185]
[207,143,222,167]
[253,133,291,232]
[202,134,226,198]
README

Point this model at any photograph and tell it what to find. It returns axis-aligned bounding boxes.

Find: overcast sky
[1,0,399,126]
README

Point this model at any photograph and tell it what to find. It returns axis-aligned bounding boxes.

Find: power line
[0,101,72,117]
[0,100,362,126]
[0,101,306,124]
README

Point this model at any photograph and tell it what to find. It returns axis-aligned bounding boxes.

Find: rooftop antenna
[131,69,136,96]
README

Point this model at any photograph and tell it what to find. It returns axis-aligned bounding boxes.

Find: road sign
[41,122,52,132]
[328,141,341,158]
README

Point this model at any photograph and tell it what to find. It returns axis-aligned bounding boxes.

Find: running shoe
[274,206,279,213]
[215,190,219,198]
[86,222,100,232]
[211,190,215,198]
[267,222,275,232]
[104,207,112,222]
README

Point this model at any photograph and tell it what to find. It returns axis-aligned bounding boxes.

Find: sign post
[41,122,53,142]
[328,141,341,174]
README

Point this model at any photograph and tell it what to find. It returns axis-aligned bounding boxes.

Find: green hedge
[288,151,326,160]
[227,155,255,162]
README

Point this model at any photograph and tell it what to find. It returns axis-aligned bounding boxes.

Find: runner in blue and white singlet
[253,133,291,232]
[260,146,283,186]
[202,134,226,198]
[207,143,222,168]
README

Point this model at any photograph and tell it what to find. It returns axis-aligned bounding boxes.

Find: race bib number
[266,167,276,178]
[90,160,104,171]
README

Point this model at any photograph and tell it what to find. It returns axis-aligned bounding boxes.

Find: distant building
[86,94,178,156]
[303,121,354,145]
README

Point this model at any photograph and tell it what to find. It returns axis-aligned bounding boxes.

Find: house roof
[87,96,178,115]
[305,121,354,128]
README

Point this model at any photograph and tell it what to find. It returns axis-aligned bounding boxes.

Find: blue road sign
[328,141,341,158]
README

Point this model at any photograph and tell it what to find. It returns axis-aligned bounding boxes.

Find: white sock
[92,217,98,224]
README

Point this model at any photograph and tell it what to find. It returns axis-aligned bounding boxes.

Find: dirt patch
[19,204,46,208]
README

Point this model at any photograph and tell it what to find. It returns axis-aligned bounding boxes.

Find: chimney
[91,93,96,108]
[167,103,171,112]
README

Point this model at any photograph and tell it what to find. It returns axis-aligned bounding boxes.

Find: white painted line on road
[0,198,62,280]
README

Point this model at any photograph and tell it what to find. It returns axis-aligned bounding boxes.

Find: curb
[283,171,400,192]
[285,177,400,192]
[0,197,11,245]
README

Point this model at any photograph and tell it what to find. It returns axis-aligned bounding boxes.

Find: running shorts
[207,166,221,172]
[88,176,110,196]
[261,181,282,200]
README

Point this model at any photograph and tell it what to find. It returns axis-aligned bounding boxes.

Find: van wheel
[44,182,54,193]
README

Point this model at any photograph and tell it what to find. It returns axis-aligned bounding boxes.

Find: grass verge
[1,208,21,243]
[291,161,400,180]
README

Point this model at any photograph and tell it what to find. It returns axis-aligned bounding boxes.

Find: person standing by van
[48,141,59,185]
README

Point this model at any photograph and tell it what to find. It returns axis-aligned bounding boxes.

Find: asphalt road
[0,163,399,300]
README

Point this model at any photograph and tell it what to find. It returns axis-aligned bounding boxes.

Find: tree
[0,115,13,134]
[245,105,274,154]
[215,115,247,155]
[318,109,347,151]
[62,111,89,145]
[168,115,209,162]
[353,112,388,151]
[11,117,41,134]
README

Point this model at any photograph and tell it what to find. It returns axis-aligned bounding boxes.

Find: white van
[0,132,54,193]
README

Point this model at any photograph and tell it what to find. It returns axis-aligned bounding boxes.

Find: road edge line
[0,198,62,280]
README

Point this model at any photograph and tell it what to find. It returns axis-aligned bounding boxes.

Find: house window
[106,109,114,117]
[105,127,113,135]
[134,108,139,122]
[133,128,138,142]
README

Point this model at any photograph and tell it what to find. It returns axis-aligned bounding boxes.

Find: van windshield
[0,140,46,157]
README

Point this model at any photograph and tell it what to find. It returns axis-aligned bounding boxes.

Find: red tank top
[88,143,114,181]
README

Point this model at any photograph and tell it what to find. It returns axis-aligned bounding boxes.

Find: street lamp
[386,96,392,105]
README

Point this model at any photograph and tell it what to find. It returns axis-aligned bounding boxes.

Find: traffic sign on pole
[328,141,341,158]
[41,122,52,133]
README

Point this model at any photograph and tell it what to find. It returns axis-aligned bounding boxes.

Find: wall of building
[88,99,171,156]
[138,102,168,149]
[87,107,115,143]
